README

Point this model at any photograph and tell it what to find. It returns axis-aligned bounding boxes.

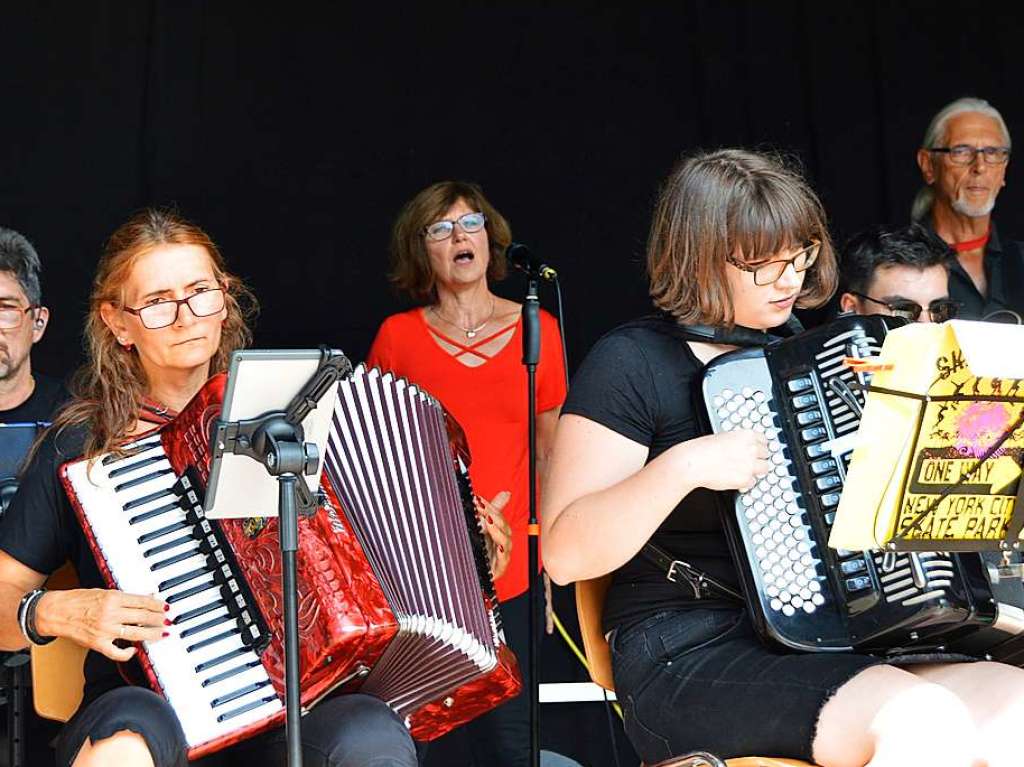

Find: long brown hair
[52,208,257,458]
[389,181,512,303]
[647,149,838,327]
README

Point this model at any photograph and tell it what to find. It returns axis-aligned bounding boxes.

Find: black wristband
[22,589,55,646]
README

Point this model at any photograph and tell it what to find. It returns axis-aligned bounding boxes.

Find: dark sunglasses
[850,291,961,323]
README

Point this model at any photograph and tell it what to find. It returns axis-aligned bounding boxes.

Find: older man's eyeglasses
[423,212,486,242]
[928,145,1011,166]
[0,305,40,331]
[726,240,821,286]
[851,292,961,323]
[123,288,225,330]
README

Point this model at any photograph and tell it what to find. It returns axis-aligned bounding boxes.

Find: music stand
[205,348,351,767]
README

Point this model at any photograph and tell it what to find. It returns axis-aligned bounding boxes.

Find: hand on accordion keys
[35,588,169,662]
[475,490,512,581]
[690,429,771,494]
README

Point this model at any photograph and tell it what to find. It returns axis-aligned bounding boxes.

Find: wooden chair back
[31,562,86,723]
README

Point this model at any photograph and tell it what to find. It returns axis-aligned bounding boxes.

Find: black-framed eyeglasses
[123,288,225,330]
[851,291,961,323]
[423,212,486,242]
[928,145,1011,166]
[726,240,821,286]
[0,304,40,331]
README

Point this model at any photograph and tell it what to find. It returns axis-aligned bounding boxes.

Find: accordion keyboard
[63,439,281,749]
[702,319,930,651]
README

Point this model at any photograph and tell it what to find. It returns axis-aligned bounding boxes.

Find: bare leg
[71,731,155,767]
[812,664,980,767]
[912,661,1024,767]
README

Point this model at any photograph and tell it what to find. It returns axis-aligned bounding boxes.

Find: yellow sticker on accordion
[895,393,1024,542]
[831,321,1024,551]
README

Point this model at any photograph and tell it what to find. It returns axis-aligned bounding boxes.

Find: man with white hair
[914,96,1024,322]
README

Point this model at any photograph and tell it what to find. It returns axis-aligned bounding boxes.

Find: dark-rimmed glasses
[726,240,821,286]
[0,305,40,331]
[423,212,486,242]
[928,145,1011,166]
[851,291,961,323]
[123,288,225,330]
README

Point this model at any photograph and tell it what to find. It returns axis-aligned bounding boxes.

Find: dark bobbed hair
[389,181,511,303]
[0,227,42,305]
[840,223,956,295]
[647,149,838,327]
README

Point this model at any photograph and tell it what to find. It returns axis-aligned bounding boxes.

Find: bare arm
[0,549,169,661]
[0,550,46,651]
[536,405,560,488]
[541,414,769,585]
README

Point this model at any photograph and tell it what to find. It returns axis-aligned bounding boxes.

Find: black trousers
[423,586,540,767]
[55,686,417,767]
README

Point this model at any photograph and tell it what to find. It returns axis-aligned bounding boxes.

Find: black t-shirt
[562,321,740,633]
[0,373,70,424]
[0,424,126,701]
[940,222,1024,322]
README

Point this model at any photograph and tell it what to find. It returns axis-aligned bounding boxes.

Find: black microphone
[506,242,558,281]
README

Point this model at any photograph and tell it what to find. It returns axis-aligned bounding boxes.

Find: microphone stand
[520,272,541,767]
[214,351,349,767]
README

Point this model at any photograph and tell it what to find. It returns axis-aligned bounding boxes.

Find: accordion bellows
[61,365,520,759]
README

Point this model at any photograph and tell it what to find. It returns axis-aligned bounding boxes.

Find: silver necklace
[431,299,496,339]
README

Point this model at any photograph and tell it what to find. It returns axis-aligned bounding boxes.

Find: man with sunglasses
[839,223,960,324]
[913,96,1024,323]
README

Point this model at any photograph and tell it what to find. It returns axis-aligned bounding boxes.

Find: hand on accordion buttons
[475,490,512,581]
[694,429,771,493]
[36,588,169,662]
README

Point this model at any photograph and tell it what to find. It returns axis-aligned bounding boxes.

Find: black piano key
[150,547,200,571]
[114,467,175,492]
[840,559,867,575]
[144,535,194,558]
[210,679,272,709]
[101,440,161,465]
[166,580,216,605]
[809,458,837,476]
[158,567,208,592]
[137,520,189,544]
[181,613,233,639]
[187,628,240,653]
[845,575,872,593]
[791,394,818,410]
[195,646,247,673]
[201,659,260,688]
[814,474,842,491]
[174,599,226,626]
[124,489,176,512]
[128,502,180,525]
[216,694,278,723]
[108,454,167,479]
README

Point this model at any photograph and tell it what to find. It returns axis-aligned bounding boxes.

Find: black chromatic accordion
[699,315,1024,662]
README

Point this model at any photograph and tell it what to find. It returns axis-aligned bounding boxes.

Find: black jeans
[55,687,417,767]
[609,608,882,763]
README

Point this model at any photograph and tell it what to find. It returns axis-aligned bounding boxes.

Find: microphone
[506,242,558,281]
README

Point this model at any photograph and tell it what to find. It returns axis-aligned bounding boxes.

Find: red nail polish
[164,618,172,626]
[498,545,505,552]
[487,515,494,524]
[164,604,170,612]
[162,631,169,637]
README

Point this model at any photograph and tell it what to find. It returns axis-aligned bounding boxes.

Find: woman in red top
[367,180,566,767]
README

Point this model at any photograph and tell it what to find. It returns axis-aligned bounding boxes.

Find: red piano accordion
[60,364,521,759]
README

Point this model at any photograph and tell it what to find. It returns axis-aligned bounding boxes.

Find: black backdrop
[4,2,1024,764]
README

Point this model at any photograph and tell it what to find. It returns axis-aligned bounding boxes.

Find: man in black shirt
[0,226,68,513]
[913,96,1024,322]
